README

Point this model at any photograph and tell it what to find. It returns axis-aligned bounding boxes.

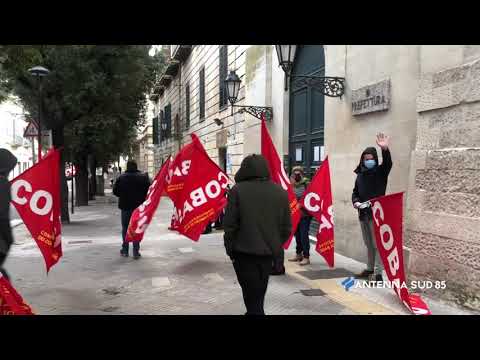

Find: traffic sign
[23,122,38,137]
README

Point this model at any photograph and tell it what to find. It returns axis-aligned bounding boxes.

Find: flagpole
[37,85,42,162]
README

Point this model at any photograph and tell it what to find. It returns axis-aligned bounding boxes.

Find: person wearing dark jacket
[113,160,151,259]
[0,149,18,281]
[352,133,392,282]
[288,165,312,266]
[224,154,292,315]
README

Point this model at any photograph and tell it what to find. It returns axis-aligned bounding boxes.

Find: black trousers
[0,220,13,281]
[232,252,272,315]
[272,248,284,272]
[295,216,312,257]
[121,210,139,254]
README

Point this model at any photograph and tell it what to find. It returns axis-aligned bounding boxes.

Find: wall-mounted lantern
[275,45,345,97]
[225,70,273,121]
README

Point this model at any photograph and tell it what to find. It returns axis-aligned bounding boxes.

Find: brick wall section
[406,51,480,310]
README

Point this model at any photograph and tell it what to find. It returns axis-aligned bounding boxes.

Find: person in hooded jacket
[288,165,313,266]
[0,149,18,281]
[113,160,151,259]
[352,133,392,282]
[224,154,292,315]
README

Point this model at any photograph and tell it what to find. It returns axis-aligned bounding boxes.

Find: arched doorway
[289,45,325,177]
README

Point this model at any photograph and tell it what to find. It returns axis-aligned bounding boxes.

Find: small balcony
[171,45,193,62]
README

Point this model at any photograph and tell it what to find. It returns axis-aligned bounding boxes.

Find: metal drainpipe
[233,46,237,142]
[178,65,182,151]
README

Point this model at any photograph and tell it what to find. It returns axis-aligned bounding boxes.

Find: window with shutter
[159,110,164,143]
[164,104,172,138]
[219,45,228,109]
[152,115,159,145]
[199,67,205,121]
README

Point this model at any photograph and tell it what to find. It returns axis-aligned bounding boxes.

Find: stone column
[406,48,480,310]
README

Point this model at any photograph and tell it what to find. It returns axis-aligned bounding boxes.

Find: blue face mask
[364,159,376,169]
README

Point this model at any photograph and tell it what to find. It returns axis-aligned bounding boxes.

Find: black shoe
[271,267,285,276]
[202,223,213,234]
[133,252,141,260]
[354,269,374,279]
[368,274,383,283]
[120,249,129,257]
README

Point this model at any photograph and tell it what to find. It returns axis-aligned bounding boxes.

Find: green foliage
[0,45,166,165]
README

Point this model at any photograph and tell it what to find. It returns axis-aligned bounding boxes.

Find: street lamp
[225,70,241,110]
[160,120,168,140]
[28,65,50,161]
[225,70,273,121]
[275,45,297,90]
[274,45,345,97]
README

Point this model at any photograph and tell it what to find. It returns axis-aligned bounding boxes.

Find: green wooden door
[289,45,325,178]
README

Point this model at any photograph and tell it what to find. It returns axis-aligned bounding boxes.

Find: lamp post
[275,45,297,91]
[225,70,241,116]
[225,70,273,121]
[28,66,50,161]
[161,121,167,138]
[275,45,345,97]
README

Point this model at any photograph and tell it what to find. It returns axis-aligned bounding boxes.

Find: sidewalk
[5,195,347,315]
[5,195,476,315]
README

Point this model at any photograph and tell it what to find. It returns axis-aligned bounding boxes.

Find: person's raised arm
[376,132,392,176]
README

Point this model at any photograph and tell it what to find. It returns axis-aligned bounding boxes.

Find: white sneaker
[299,258,310,266]
[288,254,303,262]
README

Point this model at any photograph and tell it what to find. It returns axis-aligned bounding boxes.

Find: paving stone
[152,277,171,288]
[300,289,326,296]
[298,268,356,280]
[204,273,225,283]
[6,195,471,315]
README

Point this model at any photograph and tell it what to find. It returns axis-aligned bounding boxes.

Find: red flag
[371,192,431,315]
[301,156,334,267]
[261,118,300,249]
[10,149,62,273]
[126,158,171,242]
[164,143,195,205]
[160,156,173,198]
[168,211,180,231]
[167,134,230,241]
[0,275,35,315]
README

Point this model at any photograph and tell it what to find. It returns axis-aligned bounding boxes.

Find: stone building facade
[406,46,480,310]
[132,124,155,178]
[151,45,248,177]
[150,45,480,310]
[0,98,35,179]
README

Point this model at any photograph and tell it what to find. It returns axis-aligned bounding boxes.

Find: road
[5,196,354,315]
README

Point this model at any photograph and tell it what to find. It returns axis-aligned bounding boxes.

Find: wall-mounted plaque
[351,79,391,116]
